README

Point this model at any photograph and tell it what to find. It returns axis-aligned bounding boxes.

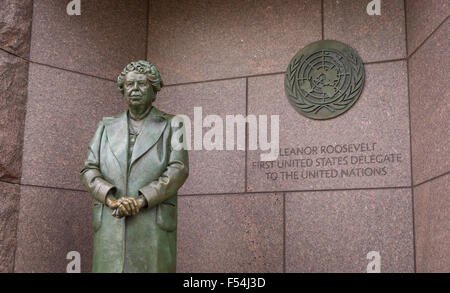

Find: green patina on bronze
[285,40,365,120]
[80,61,189,273]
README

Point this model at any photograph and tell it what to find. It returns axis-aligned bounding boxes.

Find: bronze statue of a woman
[80,60,189,273]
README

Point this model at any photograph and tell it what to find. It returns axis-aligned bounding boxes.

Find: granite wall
[406,0,450,273]
[0,0,33,273]
[0,0,448,273]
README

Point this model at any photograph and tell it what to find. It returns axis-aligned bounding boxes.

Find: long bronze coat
[80,106,188,273]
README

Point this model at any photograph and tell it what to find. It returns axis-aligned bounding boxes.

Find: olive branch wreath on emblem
[285,50,364,117]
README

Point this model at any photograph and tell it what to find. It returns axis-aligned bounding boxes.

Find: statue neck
[129,105,152,121]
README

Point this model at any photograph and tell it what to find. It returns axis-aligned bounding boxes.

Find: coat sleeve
[80,121,116,204]
[138,116,189,209]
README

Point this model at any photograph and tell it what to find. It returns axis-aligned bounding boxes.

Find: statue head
[117,61,164,111]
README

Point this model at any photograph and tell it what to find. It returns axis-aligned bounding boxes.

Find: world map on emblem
[285,40,365,120]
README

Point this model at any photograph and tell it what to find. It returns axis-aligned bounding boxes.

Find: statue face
[123,71,154,109]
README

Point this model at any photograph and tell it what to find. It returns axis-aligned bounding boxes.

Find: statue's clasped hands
[106,195,147,218]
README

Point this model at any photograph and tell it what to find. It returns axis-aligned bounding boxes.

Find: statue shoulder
[153,107,175,120]
[163,112,176,120]
[163,112,186,130]
[101,111,126,126]
[101,116,115,125]
[162,112,179,127]
[154,109,185,130]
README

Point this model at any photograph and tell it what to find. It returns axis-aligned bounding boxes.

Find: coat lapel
[129,107,168,169]
[104,111,128,174]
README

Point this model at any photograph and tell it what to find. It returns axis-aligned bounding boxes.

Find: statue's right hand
[107,197,139,218]
[112,208,124,218]
[116,197,139,217]
[105,195,120,209]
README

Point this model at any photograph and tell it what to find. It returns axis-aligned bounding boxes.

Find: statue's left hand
[112,197,141,218]
[120,197,139,216]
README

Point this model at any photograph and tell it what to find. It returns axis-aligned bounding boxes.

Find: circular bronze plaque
[285,40,365,120]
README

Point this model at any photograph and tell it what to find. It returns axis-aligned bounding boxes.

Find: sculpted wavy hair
[117,61,164,99]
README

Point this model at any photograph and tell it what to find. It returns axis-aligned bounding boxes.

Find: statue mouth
[129,94,143,101]
[129,96,144,103]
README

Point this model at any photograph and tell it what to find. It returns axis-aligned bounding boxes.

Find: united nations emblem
[285,40,365,120]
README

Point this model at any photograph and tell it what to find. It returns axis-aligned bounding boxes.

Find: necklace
[128,108,150,136]
[129,117,144,136]
[129,122,141,136]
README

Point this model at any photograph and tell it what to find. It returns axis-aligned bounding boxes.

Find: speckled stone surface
[410,19,449,185]
[247,62,410,192]
[14,186,93,273]
[324,0,406,62]
[177,193,283,272]
[0,182,20,273]
[154,79,246,195]
[9,0,448,273]
[0,0,33,58]
[414,173,450,273]
[147,0,321,84]
[0,50,28,183]
[30,0,147,80]
[406,0,449,54]
[286,188,414,273]
[21,63,125,190]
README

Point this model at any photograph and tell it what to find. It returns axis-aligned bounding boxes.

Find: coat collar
[104,106,168,171]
